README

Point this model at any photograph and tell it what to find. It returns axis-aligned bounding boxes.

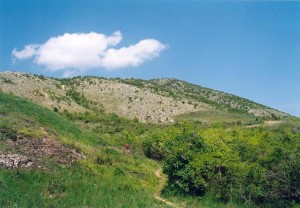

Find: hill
[0,71,289,124]
[1,71,299,208]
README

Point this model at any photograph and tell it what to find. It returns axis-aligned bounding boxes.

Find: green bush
[142,134,166,160]
[0,125,17,141]
[144,123,300,206]
[163,131,207,195]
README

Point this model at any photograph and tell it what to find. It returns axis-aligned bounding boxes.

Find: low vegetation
[0,72,299,207]
[0,92,164,207]
[143,122,300,207]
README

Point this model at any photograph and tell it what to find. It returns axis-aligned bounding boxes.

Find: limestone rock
[0,153,33,169]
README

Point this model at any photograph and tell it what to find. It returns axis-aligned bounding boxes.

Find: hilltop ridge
[0,71,288,123]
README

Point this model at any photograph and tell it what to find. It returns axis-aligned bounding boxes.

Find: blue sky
[0,0,299,117]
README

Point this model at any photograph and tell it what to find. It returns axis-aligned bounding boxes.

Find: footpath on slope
[115,145,182,207]
[243,120,283,128]
[154,168,181,208]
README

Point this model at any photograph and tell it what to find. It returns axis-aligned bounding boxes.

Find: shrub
[163,131,207,195]
[0,125,17,141]
[142,134,166,160]
[145,123,300,206]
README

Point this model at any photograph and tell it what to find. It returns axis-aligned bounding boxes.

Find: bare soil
[0,133,84,169]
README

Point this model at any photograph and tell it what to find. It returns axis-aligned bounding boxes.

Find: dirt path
[154,168,181,208]
[244,120,283,128]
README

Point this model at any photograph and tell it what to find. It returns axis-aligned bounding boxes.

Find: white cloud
[102,39,166,69]
[12,44,39,59]
[12,31,166,76]
[34,32,122,70]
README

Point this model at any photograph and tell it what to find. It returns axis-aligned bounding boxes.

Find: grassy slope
[0,91,252,208]
[0,92,165,208]
[1,91,299,207]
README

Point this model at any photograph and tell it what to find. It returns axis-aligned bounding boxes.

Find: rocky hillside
[0,71,288,122]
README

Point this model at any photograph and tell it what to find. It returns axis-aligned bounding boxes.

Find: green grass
[161,186,245,208]
[0,92,81,138]
[0,92,110,150]
[0,92,165,207]
[0,163,166,208]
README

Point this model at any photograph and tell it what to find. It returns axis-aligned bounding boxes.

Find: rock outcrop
[0,153,33,169]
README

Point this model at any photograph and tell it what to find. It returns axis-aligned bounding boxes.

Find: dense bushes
[142,133,167,160]
[163,131,207,194]
[143,123,300,207]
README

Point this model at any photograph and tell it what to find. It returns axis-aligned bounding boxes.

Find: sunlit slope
[0,71,289,123]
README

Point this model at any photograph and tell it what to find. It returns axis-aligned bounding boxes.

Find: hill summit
[0,71,288,123]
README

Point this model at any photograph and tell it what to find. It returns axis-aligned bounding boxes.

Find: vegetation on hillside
[0,92,165,207]
[0,72,299,207]
[142,122,300,207]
